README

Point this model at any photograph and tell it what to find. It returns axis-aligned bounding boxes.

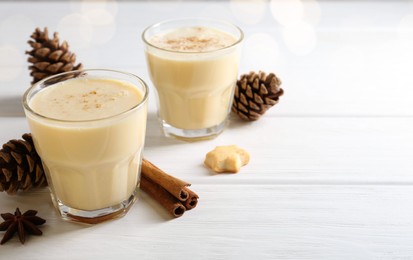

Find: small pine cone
[0,134,46,195]
[232,71,284,121]
[26,27,83,84]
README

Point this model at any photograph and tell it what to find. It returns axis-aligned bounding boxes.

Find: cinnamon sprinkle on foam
[149,26,237,52]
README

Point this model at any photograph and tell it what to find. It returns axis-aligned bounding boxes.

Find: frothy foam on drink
[145,25,241,130]
[26,76,147,211]
[149,26,237,52]
[30,77,143,121]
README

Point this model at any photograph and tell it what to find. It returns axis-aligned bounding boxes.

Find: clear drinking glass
[142,18,243,141]
[23,69,149,224]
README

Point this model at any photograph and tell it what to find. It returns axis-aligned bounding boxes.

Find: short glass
[23,69,149,224]
[142,18,243,141]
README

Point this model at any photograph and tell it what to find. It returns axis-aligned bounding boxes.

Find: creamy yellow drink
[143,20,243,139]
[23,71,148,222]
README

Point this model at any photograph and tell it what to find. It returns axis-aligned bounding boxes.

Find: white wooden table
[1,0,413,259]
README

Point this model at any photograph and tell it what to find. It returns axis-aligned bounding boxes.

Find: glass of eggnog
[142,18,243,140]
[23,69,148,224]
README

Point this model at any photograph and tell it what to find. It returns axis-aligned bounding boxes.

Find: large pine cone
[0,134,46,195]
[26,27,83,84]
[232,71,284,121]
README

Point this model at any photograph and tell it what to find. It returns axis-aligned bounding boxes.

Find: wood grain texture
[0,185,413,259]
[1,0,413,259]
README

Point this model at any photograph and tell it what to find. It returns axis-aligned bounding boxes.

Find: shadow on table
[0,189,89,238]
[0,96,25,117]
[144,111,254,148]
[139,192,181,222]
[144,111,187,148]
[227,113,253,130]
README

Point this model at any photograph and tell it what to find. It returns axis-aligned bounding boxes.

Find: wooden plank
[144,116,413,184]
[1,1,413,115]
[2,116,412,183]
[0,185,412,259]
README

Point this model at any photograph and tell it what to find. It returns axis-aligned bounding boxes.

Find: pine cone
[0,134,46,195]
[26,27,83,84]
[232,71,284,121]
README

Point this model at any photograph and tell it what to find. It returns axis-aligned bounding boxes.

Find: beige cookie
[204,145,250,173]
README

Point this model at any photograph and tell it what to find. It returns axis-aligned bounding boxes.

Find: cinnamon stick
[141,159,189,201]
[140,159,199,217]
[140,176,186,218]
[183,187,198,210]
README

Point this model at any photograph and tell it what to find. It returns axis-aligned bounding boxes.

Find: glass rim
[141,17,244,54]
[22,68,149,123]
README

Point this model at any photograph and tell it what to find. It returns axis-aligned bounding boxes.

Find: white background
[1,0,413,259]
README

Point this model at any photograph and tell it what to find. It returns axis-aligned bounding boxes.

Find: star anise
[0,208,46,244]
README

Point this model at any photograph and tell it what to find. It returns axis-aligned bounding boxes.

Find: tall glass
[142,18,243,141]
[23,69,149,224]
